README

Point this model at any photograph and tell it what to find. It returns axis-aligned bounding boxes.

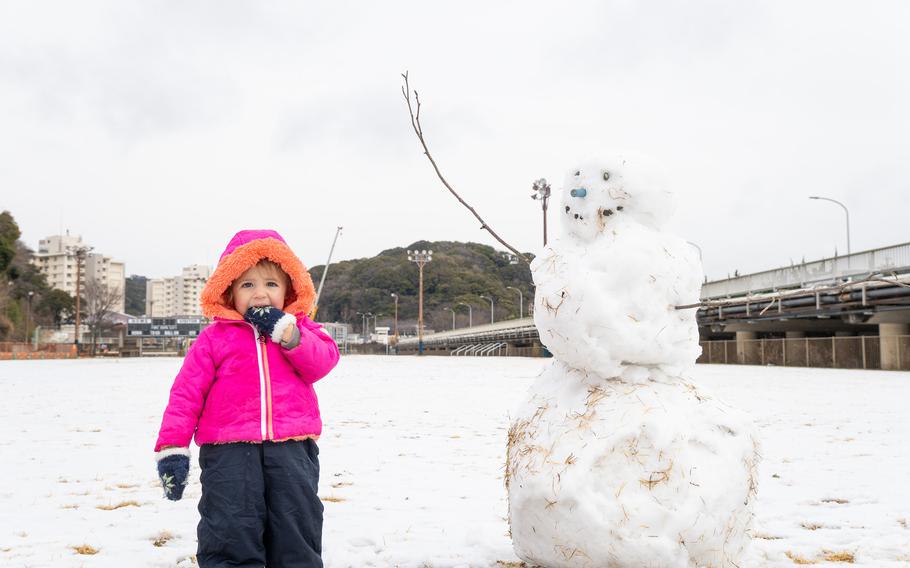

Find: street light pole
[456,302,473,327]
[407,249,433,355]
[809,196,851,255]
[356,311,372,344]
[25,290,34,343]
[480,295,495,324]
[531,178,551,247]
[506,286,523,319]
[443,307,455,330]
[390,293,399,340]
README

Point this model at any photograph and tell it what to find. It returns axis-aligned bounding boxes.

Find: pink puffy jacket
[154,230,340,452]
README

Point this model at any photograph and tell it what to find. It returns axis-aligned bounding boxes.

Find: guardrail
[701,242,910,299]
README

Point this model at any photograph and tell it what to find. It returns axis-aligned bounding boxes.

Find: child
[154,229,340,568]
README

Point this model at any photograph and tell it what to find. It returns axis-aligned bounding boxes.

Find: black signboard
[128,317,207,337]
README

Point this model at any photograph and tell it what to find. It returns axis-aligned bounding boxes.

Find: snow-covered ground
[0,356,908,567]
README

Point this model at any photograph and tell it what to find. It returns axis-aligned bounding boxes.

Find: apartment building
[145,264,212,317]
[30,233,126,313]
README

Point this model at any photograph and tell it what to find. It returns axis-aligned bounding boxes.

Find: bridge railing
[701,242,910,299]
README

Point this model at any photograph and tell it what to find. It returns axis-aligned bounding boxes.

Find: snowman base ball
[506,362,760,568]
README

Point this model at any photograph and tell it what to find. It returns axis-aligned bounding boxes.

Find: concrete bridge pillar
[736,331,759,364]
[879,323,908,370]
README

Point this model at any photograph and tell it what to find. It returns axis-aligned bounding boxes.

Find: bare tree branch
[401,71,530,264]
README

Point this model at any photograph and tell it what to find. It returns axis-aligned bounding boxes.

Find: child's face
[231,264,289,315]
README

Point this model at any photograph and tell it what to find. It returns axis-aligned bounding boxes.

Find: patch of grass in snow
[152,530,174,547]
[785,550,818,564]
[753,532,783,540]
[820,498,849,504]
[115,483,140,489]
[800,521,826,530]
[898,517,907,528]
[60,504,79,509]
[72,544,99,555]
[822,550,855,563]
[320,496,345,503]
[496,562,528,567]
[330,481,353,488]
[96,500,141,510]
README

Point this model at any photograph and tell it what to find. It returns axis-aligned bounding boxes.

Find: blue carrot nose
[570,188,587,198]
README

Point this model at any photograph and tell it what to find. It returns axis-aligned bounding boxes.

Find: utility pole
[407,249,433,355]
[531,178,551,247]
[66,245,93,351]
[506,286,523,319]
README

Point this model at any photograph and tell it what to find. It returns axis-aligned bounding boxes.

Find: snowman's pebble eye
[574,214,579,219]
[565,206,570,213]
[603,171,610,181]
[574,170,580,176]
[617,206,624,211]
[602,209,613,216]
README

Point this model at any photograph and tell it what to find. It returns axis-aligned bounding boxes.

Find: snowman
[506,157,760,568]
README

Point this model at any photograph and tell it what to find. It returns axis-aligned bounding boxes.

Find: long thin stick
[401,72,530,264]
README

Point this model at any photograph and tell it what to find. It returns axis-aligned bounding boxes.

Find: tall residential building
[30,233,126,313]
[146,264,212,317]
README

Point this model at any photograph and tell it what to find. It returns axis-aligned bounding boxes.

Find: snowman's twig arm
[401,72,531,264]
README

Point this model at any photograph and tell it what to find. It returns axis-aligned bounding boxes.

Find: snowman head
[559,155,676,241]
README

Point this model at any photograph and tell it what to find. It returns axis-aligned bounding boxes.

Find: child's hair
[224,259,293,310]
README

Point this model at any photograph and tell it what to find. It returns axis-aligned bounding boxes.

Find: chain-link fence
[698,335,910,370]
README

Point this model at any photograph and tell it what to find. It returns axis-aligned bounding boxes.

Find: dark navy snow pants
[196,439,324,568]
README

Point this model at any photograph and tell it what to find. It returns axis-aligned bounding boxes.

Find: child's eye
[240,282,253,288]
[267,282,279,287]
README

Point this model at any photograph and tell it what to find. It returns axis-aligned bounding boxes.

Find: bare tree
[82,277,123,356]
[401,72,530,265]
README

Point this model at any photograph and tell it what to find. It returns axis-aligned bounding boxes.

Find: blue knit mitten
[156,448,190,501]
[244,306,299,348]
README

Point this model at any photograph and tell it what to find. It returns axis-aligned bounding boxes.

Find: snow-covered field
[0,356,908,567]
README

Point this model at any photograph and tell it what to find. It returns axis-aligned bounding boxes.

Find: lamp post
[407,249,433,355]
[505,286,523,319]
[25,290,34,344]
[531,178,551,246]
[443,307,455,330]
[355,311,372,344]
[809,196,851,256]
[479,295,495,324]
[456,302,473,327]
[390,293,399,340]
[686,241,703,261]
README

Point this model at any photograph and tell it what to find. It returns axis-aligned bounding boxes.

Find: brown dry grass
[96,500,140,510]
[821,498,849,504]
[320,496,345,503]
[152,531,174,547]
[785,550,818,564]
[800,522,824,530]
[330,481,353,489]
[822,550,855,563]
[60,504,79,510]
[495,562,528,568]
[72,544,99,555]
[898,518,907,529]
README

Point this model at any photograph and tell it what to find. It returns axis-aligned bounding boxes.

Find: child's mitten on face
[244,306,299,347]
[156,448,190,501]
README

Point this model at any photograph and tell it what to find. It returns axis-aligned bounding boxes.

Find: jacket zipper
[251,325,275,441]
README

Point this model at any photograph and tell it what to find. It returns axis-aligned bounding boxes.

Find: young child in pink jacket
[154,229,340,568]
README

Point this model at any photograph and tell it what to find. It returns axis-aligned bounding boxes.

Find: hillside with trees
[309,241,535,334]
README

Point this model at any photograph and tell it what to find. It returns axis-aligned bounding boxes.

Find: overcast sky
[2,1,908,282]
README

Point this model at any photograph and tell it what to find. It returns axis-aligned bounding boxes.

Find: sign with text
[127,317,207,337]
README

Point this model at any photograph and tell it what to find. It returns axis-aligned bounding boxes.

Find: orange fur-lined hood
[200,229,316,320]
